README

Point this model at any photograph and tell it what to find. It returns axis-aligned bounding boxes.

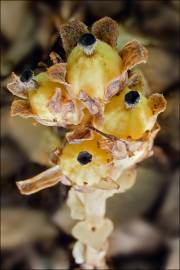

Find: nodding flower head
[66,37,123,113]
[59,17,148,115]
[58,133,114,187]
[7,17,149,127]
[8,65,84,127]
[7,17,166,194]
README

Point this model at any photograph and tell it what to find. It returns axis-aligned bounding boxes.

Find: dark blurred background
[1,1,179,269]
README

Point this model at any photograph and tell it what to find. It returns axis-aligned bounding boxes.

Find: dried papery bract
[6,17,167,269]
[8,69,84,127]
[16,166,63,195]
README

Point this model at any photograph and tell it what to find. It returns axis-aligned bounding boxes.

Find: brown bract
[47,63,72,95]
[148,93,167,114]
[105,72,128,101]
[16,166,63,195]
[11,99,34,118]
[120,40,148,72]
[66,113,93,143]
[91,17,119,47]
[7,64,84,127]
[60,17,119,54]
[60,20,88,55]
[46,88,81,127]
[66,126,93,144]
[78,91,102,116]
[127,70,149,93]
[47,63,67,84]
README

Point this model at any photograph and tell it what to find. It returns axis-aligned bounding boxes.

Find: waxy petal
[16,166,64,195]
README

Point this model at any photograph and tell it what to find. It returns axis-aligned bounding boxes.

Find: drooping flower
[7,17,148,128]
[93,86,166,140]
[64,17,148,115]
[8,67,84,127]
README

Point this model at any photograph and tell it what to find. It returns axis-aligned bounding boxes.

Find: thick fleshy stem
[67,167,138,269]
[67,187,116,269]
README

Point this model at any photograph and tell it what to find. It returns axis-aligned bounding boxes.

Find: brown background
[1,1,179,269]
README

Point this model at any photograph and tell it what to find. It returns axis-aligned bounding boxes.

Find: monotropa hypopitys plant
[7,17,166,269]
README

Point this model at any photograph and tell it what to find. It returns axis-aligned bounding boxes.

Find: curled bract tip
[7,18,154,131]
[9,69,84,128]
[91,16,119,47]
[16,166,63,195]
[120,40,148,73]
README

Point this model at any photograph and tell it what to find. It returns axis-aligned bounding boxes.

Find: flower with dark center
[124,90,140,108]
[20,69,33,82]
[77,151,92,165]
[78,33,96,55]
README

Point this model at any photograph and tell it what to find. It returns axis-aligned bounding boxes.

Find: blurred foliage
[1,1,179,269]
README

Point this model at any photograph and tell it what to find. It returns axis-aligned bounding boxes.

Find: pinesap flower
[93,86,166,140]
[7,17,148,128]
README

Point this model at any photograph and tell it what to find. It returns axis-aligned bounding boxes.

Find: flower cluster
[7,17,166,269]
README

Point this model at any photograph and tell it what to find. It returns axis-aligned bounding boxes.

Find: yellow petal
[67,40,123,107]
[28,72,83,127]
[94,87,164,140]
[59,133,112,187]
